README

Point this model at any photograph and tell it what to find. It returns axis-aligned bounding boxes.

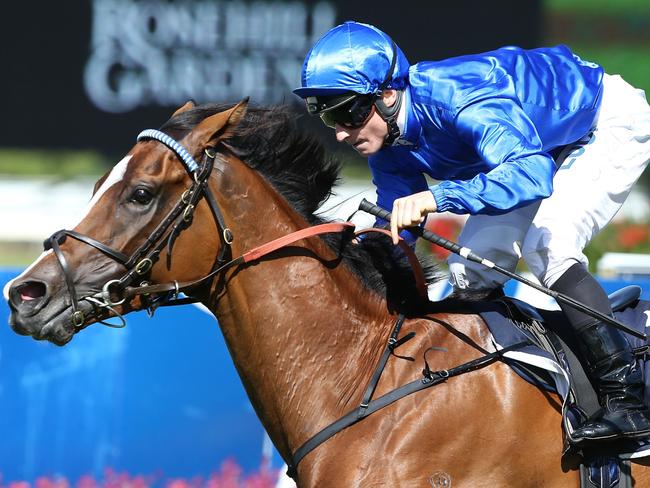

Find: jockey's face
[335,90,396,156]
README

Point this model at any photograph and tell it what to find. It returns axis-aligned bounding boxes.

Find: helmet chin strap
[375,90,404,146]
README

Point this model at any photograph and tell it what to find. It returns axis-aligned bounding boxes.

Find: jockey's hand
[390,190,437,244]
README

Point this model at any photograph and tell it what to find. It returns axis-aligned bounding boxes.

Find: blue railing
[2,268,649,482]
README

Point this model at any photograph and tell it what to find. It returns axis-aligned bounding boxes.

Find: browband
[137,129,199,174]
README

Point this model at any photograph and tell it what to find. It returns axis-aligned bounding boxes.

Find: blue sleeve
[431,98,556,215]
[368,152,429,243]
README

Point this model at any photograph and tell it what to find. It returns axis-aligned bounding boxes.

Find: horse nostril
[16,281,47,302]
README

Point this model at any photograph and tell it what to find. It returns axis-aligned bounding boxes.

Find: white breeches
[449,74,650,290]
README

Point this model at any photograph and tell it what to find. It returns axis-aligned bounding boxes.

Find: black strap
[65,230,130,264]
[357,314,406,416]
[286,340,529,480]
[49,231,80,316]
[43,145,226,328]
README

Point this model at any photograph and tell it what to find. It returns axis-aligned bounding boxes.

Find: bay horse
[5,100,650,487]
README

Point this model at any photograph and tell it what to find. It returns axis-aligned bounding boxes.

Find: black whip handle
[358,199,646,340]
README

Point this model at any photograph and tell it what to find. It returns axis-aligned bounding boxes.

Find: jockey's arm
[368,153,430,245]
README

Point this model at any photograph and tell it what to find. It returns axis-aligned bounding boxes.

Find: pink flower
[75,475,97,488]
[8,482,31,488]
[2,460,280,488]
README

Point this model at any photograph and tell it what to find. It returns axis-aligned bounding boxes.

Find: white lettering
[84,0,337,113]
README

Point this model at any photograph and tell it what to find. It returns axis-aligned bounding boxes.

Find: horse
[5,99,650,487]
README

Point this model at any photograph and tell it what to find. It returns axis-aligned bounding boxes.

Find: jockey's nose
[335,125,350,143]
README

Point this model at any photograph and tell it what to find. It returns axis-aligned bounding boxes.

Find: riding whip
[358,198,646,340]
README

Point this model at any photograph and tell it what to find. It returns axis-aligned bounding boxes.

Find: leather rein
[45,131,426,331]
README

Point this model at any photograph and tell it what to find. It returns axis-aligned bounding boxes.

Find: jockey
[294,21,650,445]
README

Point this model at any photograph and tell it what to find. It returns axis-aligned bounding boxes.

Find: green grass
[0,242,42,267]
[0,148,108,178]
[546,0,650,14]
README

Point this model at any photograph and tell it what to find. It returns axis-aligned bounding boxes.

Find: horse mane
[160,103,443,313]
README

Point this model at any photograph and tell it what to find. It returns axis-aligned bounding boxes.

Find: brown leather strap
[125,223,355,299]
[242,222,355,263]
[126,222,429,306]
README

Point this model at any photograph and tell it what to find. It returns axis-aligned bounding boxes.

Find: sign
[84,0,336,113]
[0,0,540,155]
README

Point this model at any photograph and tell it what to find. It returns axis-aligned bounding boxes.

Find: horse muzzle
[7,277,79,345]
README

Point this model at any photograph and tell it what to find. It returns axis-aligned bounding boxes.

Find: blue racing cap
[294,21,410,98]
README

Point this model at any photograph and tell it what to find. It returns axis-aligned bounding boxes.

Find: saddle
[465,285,647,488]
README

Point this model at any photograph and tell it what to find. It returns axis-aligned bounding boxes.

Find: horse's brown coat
[8,102,650,487]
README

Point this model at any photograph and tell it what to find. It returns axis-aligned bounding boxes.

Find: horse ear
[192,98,249,146]
[172,99,196,117]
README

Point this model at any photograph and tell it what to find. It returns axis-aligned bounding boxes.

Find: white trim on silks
[493,340,571,401]
[625,446,650,460]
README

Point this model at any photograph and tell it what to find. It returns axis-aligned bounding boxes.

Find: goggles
[306,93,376,129]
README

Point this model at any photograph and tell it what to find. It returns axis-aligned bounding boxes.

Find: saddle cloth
[477,295,650,460]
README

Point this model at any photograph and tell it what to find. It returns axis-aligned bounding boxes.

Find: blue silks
[294,21,410,97]
[294,22,605,221]
[370,45,604,217]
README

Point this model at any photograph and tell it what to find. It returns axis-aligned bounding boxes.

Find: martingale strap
[286,338,530,480]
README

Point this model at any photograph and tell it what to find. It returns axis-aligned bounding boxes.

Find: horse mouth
[9,300,94,346]
[10,291,139,345]
[38,319,76,346]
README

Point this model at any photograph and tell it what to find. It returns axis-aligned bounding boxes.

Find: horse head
[5,100,248,345]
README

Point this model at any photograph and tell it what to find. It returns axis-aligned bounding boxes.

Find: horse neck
[205,155,392,458]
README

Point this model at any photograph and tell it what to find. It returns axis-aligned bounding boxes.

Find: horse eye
[130,187,153,205]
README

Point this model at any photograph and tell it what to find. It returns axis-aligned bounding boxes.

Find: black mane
[161,103,441,313]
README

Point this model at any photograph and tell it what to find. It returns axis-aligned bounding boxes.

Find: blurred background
[0,1,648,487]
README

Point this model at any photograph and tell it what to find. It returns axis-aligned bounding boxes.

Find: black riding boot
[570,319,650,443]
[552,263,650,444]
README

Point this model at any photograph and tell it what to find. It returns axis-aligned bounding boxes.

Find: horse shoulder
[304,311,579,486]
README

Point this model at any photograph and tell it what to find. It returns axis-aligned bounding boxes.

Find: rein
[45,131,427,331]
[121,221,358,301]
[123,225,429,302]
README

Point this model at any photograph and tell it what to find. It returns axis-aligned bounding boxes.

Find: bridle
[44,129,369,331]
[45,129,234,329]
